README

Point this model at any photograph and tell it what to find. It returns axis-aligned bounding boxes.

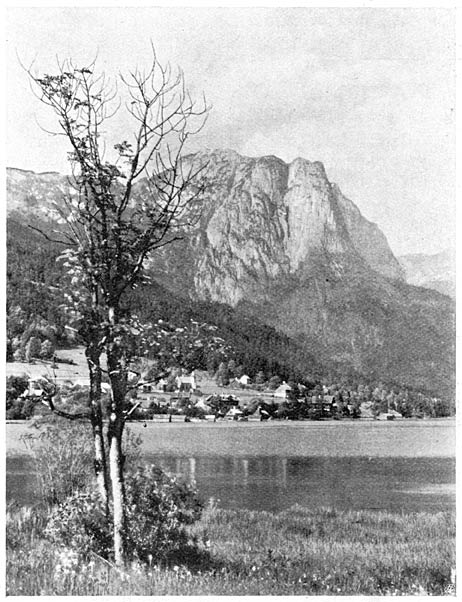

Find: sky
[6,6,456,256]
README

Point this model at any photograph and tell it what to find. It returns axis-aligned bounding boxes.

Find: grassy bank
[7,504,455,596]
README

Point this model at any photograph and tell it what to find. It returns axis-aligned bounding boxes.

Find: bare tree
[25,46,208,565]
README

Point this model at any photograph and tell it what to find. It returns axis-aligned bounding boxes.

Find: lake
[6,420,456,513]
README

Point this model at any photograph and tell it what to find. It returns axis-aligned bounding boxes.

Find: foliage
[21,418,94,506]
[124,465,203,563]
[43,465,203,564]
[6,375,36,420]
[6,374,29,399]
[40,339,55,359]
[25,336,42,362]
[6,398,36,420]
[45,488,113,557]
[7,218,70,348]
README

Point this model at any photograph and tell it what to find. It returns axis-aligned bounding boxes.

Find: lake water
[6,421,456,513]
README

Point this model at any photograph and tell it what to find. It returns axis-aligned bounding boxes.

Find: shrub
[306,407,323,420]
[45,488,112,558]
[124,464,203,563]
[22,419,94,506]
[25,336,42,363]
[6,374,36,419]
[40,339,55,359]
[44,464,203,564]
[185,406,206,419]
[13,348,25,362]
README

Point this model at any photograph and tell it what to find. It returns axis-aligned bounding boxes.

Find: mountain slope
[6,154,455,397]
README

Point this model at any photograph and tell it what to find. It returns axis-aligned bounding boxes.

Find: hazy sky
[6,7,455,256]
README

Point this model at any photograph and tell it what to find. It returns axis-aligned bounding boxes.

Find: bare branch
[28,224,77,246]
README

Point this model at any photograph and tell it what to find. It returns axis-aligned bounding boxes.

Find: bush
[44,464,203,564]
[22,419,94,506]
[124,464,203,563]
[6,398,36,420]
[40,339,55,359]
[185,406,206,419]
[306,407,323,420]
[45,488,112,557]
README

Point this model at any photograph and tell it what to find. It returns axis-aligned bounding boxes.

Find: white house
[20,379,45,398]
[274,382,292,399]
[176,375,197,392]
[238,374,251,386]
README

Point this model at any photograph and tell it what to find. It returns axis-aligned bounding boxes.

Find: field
[6,347,281,405]
[6,503,455,595]
[6,347,92,384]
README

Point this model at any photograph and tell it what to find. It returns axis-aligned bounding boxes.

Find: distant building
[377,410,403,421]
[20,379,45,398]
[274,382,292,399]
[176,375,197,392]
[238,374,251,386]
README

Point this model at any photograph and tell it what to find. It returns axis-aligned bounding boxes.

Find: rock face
[7,168,68,217]
[164,149,404,306]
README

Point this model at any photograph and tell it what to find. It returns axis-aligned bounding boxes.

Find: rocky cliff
[6,152,454,396]
[149,149,404,306]
[151,149,391,298]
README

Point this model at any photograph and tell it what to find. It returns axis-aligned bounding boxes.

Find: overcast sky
[6,7,455,256]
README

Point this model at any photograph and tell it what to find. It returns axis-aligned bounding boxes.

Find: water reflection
[7,454,455,514]
[149,455,455,514]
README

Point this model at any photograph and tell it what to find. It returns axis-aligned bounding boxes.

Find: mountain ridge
[5,151,455,397]
[399,249,455,298]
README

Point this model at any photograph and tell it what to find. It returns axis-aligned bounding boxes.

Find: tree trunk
[108,413,125,567]
[86,347,109,513]
[106,328,128,567]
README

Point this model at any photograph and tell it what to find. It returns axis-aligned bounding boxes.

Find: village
[7,346,450,423]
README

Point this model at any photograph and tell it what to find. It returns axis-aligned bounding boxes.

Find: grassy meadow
[6,503,455,596]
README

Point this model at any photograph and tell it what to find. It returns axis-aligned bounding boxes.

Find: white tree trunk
[109,417,125,566]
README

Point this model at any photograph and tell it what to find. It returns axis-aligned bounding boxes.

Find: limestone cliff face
[177,150,404,306]
[6,152,405,305]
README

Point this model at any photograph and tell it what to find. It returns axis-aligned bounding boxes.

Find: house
[377,410,403,421]
[238,374,251,386]
[153,378,168,392]
[176,375,197,392]
[274,382,292,400]
[20,379,45,398]
[225,406,246,421]
[195,398,212,412]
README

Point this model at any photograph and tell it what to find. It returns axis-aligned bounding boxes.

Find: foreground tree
[26,47,208,565]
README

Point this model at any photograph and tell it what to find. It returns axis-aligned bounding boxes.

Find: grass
[6,503,456,596]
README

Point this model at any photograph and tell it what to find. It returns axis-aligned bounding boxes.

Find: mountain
[6,153,455,397]
[399,249,455,298]
[155,149,404,305]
